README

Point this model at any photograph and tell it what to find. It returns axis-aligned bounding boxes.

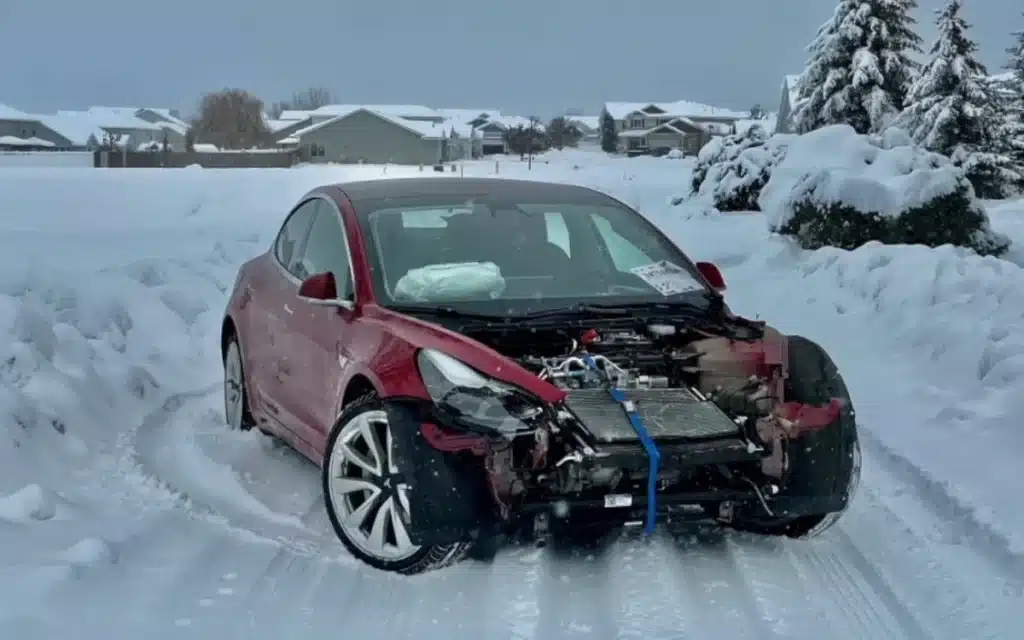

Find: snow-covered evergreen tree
[897,0,1018,197]
[1003,17,1024,168]
[793,0,922,135]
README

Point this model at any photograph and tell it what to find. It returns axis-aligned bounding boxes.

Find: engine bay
[459,318,794,526]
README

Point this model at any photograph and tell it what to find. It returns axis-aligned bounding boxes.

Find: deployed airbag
[394,262,506,301]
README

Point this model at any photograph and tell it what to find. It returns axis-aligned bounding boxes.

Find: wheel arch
[341,373,378,408]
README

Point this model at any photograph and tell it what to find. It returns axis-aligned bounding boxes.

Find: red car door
[256,198,320,439]
[285,197,359,451]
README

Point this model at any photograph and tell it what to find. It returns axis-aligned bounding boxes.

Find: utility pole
[527,115,539,170]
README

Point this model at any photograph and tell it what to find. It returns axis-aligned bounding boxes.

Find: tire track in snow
[665,533,776,640]
[604,533,694,640]
[477,544,546,639]
[859,429,1024,585]
[731,532,925,640]
[129,387,333,557]
[533,539,618,639]
[837,472,1022,639]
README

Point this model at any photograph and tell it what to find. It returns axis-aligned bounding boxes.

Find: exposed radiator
[565,387,740,443]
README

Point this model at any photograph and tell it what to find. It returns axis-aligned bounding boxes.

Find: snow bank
[394,262,506,301]
[760,125,959,223]
[759,124,1008,255]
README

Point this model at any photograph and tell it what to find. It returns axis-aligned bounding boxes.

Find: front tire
[322,395,470,574]
[733,334,861,538]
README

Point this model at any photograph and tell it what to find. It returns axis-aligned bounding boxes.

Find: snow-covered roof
[139,108,188,129]
[265,118,304,133]
[604,100,747,121]
[278,110,315,120]
[33,115,105,146]
[0,103,31,120]
[291,108,446,139]
[57,108,163,130]
[617,116,706,138]
[0,135,54,147]
[310,103,443,120]
[434,108,502,124]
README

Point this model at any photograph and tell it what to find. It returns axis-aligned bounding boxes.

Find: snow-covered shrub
[760,124,1009,256]
[689,126,791,211]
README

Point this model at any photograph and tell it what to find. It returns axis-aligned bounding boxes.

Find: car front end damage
[388,316,848,547]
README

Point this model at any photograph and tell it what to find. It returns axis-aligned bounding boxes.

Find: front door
[287,198,359,452]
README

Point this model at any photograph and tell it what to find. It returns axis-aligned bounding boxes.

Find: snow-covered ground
[0,152,1022,639]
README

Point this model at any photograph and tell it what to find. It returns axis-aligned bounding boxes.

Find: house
[775,75,803,134]
[601,100,747,155]
[57,107,182,149]
[0,103,104,149]
[435,109,501,156]
[568,116,600,148]
[285,107,461,164]
[473,116,545,155]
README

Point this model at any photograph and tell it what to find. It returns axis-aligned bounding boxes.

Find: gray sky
[0,0,1019,119]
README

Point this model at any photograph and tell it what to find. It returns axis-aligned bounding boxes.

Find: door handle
[283,304,293,315]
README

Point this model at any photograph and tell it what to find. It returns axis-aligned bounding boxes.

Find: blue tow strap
[581,354,661,536]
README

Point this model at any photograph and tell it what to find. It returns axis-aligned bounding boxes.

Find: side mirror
[695,261,726,291]
[298,272,354,309]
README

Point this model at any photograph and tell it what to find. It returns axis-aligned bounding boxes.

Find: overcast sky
[0,0,1019,119]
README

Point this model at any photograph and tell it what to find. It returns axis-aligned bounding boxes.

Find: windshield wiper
[384,304,513,322]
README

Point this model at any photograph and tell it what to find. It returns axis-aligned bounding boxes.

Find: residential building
[568,116,600,148]
[601,100,747,155]
[474,116,544,155]
[285,107,460,165]
[0,103,104,149]
[57,107,184,149]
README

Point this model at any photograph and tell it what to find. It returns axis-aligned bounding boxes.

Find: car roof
[332,177,616,207]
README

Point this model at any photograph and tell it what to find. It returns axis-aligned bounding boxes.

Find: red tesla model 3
[221,177,860,574]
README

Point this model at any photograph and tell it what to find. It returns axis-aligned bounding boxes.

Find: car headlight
[417,348,543,435]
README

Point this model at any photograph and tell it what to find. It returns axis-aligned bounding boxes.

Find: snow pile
[690,126,792,211]
[394,262,506,301]
[759,124,1009,255]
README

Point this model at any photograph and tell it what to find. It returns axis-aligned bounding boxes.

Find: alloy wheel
[326,410,419,561]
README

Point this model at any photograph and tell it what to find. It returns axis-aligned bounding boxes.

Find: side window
[295,202,354,299]
[274,200,320,274]
[591,214,653,271]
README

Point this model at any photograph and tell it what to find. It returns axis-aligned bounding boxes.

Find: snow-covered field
[1,152,1022,639]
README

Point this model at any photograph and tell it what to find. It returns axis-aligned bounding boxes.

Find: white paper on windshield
[629,260,703,296]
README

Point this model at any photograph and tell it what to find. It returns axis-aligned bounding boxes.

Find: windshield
[357,193,709,313]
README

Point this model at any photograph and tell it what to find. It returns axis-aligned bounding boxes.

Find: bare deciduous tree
[191,89,272,150]
[546,116,583,150]
[268,86,336,117]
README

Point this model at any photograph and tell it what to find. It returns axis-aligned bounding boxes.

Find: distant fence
[0,151,94,167]
[94,150,300,169]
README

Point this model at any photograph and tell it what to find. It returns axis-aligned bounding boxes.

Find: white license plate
[604,494,633,508]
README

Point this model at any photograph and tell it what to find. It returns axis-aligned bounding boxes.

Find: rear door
[258,198,320,435]
[287,198,359,450]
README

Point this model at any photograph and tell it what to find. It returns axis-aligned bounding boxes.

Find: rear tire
[732,335,861,538]
[322,394,470,574]
[223,336,255,431]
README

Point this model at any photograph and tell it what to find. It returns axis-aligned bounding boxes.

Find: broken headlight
[417,348,542,435]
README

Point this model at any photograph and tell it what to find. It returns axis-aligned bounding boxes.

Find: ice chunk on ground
[394,262,506,301]
[0,484,57,522]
